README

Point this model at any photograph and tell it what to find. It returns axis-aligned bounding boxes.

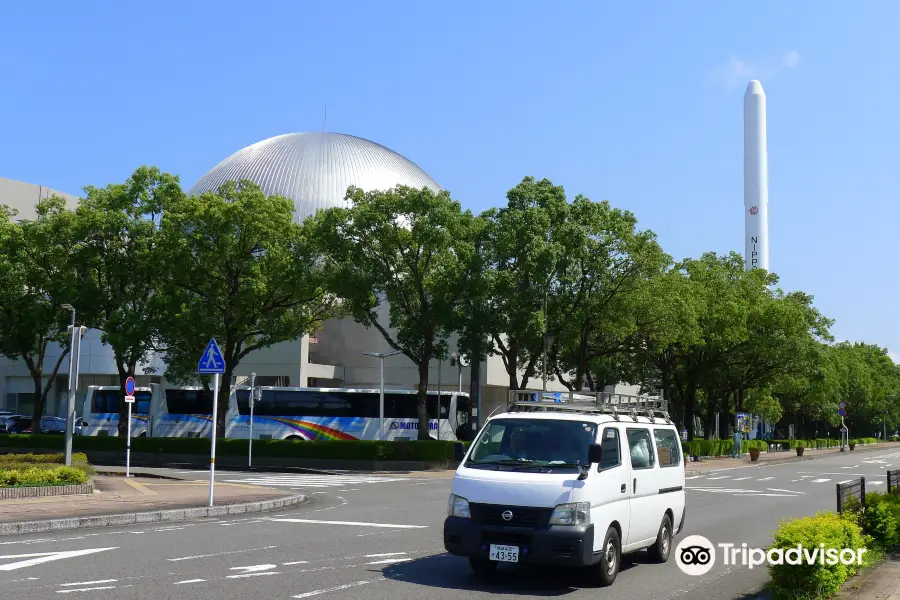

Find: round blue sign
[125,377,135,395]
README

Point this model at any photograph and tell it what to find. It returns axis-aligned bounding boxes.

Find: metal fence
[836,477,866,514]
[888,470,900,495]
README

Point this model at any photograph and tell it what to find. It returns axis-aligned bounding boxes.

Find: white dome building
[189,132,442,223]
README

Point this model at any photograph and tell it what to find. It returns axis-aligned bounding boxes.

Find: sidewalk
[0,474,293,525]
[837,552,900,599]
[685,442,900,475]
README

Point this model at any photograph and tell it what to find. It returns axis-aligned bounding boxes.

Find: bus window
[134,391,151,415]
[93,390,119,413]
[165,389,214,414]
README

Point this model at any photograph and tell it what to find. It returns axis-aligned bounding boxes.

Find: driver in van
[506,427,531,460]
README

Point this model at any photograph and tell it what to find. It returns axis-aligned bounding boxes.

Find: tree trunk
[685,381,697,440]
[416,360,430,440]
[468,334,481,440]
[116,363,129,436]
[30,373,43,433]
[217,366,234,439]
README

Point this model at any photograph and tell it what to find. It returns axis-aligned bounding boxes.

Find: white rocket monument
[743,80,769,271]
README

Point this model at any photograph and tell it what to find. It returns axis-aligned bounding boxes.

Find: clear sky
[1,1,897,360]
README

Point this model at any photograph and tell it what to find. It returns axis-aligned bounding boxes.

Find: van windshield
[468,418,598,467]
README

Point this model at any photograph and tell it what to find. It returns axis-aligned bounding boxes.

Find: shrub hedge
[767,511,876,600]
[0,434,461,462]
[0,465,88,487]
[681,439,768,457]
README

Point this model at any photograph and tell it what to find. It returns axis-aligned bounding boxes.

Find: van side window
[654,428,681,467]
[598,427,621,471]
[626,428,655,470]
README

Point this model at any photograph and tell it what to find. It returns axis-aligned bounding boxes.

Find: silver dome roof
[189,132,442,222]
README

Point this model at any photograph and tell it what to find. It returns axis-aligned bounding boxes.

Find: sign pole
[124,376,135,478]
[209,372,218,507]
[126,401,132,477]
[249,372,255,469]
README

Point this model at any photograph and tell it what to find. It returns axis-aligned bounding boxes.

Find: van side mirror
[588,443,603,464]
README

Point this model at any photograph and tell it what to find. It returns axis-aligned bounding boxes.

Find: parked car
[0,415,34,434]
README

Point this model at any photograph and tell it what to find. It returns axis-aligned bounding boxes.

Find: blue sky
[1,1,897,359]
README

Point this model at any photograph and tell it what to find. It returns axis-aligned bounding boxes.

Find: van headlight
[549,502,591,525]
[448,494,470,518]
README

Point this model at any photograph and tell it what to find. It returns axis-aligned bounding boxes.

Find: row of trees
[1,167,898,440]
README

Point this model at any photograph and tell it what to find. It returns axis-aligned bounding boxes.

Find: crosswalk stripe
[810,478,831,483]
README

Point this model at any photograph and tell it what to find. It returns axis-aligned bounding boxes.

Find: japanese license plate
[489,544,519,563]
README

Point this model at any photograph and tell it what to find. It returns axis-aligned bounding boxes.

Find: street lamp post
[450,351,464,393]
[61,304,76,467]
[363,350,401,441]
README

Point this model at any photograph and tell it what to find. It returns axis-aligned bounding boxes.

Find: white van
[443,392,686,586]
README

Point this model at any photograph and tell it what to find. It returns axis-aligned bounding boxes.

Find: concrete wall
[0,177,79,220]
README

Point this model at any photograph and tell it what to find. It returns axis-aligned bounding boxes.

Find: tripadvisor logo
[674,535,867,576]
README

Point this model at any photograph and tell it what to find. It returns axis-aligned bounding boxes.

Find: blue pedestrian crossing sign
[197,338,225,374]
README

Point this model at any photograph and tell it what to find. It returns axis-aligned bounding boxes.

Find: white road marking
[294,579,383,598]
[167,545,277,561]
[227,572,280,579]
[60,580,117,587]
[684,475,704,480]
[706,476,731,480]
[267,518,428,529]
[842,465,859,469]
[869,481,884,486]
[315,496,347,513]
[230,564,277,573]
[757,477,774,481]
[0,548,118,572]
[365,552,407,558]
[838,479,855,484]
[174,579,205,585]
[367,558,411,565]
[56,587,116,594]
[732,477,751,481]
[810,478,831,483]
[283,561,309,565]
[224,475,415,489]
[768,488,805,494]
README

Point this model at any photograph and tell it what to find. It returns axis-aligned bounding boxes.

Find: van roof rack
[505,390,671,424]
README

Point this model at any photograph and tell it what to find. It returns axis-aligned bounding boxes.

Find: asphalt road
[2,448,899,600]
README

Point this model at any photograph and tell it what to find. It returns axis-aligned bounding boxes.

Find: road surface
[2,448,898,600]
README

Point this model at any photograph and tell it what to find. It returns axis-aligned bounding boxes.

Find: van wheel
[468,557,498,574]
[647,514,673,563]
[593,526,620,586]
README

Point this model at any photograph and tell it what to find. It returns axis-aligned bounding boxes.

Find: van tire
[468,558,498,574]
[593,526,620,586]
[647,514,673,563]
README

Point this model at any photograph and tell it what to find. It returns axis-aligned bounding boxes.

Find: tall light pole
[363,350,401,441]
[450,351,464,393]
[61,304,76,467]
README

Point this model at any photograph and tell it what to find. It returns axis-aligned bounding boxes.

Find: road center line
[174,579,205,585]
[227,572,280,579]
[56,587,116,594]
[267,518,428,529]
[366,552,407,557]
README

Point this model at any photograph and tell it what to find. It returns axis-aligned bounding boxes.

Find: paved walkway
[0,475,290,524]
[837,552,900,599]
[684,441,900,474]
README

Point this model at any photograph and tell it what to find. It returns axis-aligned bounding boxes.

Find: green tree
[314,185,469,440]
[0,198,79,430]
[157,180,338,437]
[547,196,669,391]
[481,177,568,389]
[73,166,183,434]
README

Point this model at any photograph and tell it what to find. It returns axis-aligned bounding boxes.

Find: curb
[0,493,308,537]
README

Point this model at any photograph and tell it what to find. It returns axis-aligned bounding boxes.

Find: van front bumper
[443,516,598,566]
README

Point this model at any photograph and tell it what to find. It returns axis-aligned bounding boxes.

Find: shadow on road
[376,551,659,595]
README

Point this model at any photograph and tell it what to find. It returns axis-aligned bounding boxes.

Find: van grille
[468,503,552,528]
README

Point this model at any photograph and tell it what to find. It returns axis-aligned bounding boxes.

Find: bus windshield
[468,418,598,466]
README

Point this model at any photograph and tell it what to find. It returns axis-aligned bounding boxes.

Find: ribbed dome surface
[189,132,442,222]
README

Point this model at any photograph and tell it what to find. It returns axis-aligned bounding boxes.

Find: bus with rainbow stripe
[80,385,152,436]
[225,386,473,441]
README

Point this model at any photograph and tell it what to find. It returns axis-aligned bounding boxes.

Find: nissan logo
[501,510,513,521]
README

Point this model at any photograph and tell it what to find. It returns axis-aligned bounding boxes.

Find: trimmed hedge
[681,439,768,457]
[0,452,88,465]
[0,434,461,462]
[767,511,876,599]
[0,465,88,487]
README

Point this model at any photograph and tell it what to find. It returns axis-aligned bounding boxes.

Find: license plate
[489,544,519,563]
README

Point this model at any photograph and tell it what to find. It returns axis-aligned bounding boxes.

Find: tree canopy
[1,167,897,441]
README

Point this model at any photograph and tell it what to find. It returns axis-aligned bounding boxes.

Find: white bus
[81,385,152,437]
[226,386,473,442]
[149,384,237,438]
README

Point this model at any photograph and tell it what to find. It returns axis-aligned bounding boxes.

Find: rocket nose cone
[745,80,765,96]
